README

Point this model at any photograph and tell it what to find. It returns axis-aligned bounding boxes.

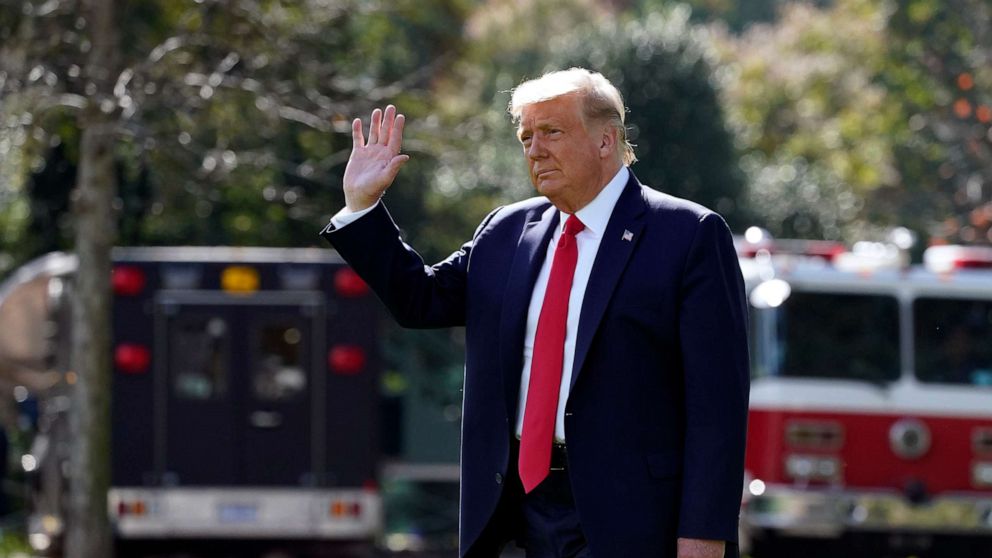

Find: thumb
[385,154,410,179]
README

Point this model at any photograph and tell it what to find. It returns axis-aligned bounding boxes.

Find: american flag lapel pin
[622,229,634,242]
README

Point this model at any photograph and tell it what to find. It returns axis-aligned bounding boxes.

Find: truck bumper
[743,485,992,538]
[108,487,381,540]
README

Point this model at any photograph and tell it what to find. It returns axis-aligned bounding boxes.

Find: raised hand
[342,104,410,212]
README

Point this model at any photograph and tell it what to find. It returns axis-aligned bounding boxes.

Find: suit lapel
[499,205,559,420]
[570,176,647,392]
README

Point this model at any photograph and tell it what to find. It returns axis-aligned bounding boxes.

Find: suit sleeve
[319,203,500,329]
[676,212,750,542]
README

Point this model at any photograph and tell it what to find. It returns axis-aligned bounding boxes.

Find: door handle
[249,411,283,428]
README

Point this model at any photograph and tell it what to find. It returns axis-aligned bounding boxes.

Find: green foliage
[715,0,897,239]
[714,0,992,244]
[884,0,992,245]
[431,0,746,237]
[0,0,474,271]
[552,7,747,225]
[639,0,786,31]
[0,530,31,556]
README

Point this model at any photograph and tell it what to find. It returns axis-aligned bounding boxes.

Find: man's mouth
[536,169,558,179]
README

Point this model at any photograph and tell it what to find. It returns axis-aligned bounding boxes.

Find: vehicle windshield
[765,290,901,382]
[914,297,992,387]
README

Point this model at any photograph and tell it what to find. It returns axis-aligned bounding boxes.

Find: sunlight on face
[516,93,612,212]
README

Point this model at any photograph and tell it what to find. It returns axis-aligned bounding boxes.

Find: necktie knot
[563,214,585,237]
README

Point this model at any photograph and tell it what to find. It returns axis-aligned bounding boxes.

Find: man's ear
[599,126,617,158]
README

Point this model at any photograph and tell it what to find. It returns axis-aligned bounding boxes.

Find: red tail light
[331,501,345,516]
[334,268,370,298]
[113,266,146,296]
[115,344,150,374]
[328,345,366,375]
[924,245,992,273]
[328,499,363,518]
[117,499,149,516]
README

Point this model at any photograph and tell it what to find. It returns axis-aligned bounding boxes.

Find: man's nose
[527,136,546,159]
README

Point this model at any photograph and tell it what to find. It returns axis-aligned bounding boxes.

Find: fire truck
[0,247,383,557]
[737,229,992,557]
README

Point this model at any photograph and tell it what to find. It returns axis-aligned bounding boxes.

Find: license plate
[218,503,258,523]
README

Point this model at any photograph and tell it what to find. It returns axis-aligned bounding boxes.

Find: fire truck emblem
[889,418,932,460]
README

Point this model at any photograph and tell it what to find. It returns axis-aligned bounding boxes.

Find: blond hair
[508,68,636,166]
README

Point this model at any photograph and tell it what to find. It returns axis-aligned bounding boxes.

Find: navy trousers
[520,467,592,558]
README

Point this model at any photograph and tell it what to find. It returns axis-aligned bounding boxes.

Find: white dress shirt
[330,201,378,229]
[329,166,631,444]
[514,167,629,442]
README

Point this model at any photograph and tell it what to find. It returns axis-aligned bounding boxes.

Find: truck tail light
[112,266,146,296]
[328,345,366,375]
[115,344,150,374]
[924,245,992,273]
[785,420,844,450]
[117,499,148,517]
[329,499,362,518]
[334,268,369,298]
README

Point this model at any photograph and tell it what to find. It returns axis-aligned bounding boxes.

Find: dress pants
[519,443,592,558]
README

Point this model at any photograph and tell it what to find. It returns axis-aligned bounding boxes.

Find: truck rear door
[156,291,324,487]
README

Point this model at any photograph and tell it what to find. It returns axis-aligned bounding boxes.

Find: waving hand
[342,105,409,212]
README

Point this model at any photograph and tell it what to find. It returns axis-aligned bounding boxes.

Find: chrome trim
[785,419,844,450]
[889,418,931,460]
[974,462,992,488]
[743,485,992,536]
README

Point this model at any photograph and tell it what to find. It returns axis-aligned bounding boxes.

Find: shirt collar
[560,166,629,238]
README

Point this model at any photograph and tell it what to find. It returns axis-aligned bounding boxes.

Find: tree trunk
[67,0,118,556]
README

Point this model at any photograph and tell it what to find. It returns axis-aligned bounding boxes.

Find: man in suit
[320,68,749,558]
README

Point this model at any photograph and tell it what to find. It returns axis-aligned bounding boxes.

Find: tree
[551,7,747,227]
[65,0,118,552]
[1,1,471,555]
[433,0,746,232]
[1,0,473,259]
[712,0,992,245]
[883,0,992,245]
[712,0,898,240]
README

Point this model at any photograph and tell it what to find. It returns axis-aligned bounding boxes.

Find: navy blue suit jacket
[321,173,750,557]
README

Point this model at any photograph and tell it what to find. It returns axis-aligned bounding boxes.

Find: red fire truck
[737,230,992,557]
[0,247,383,557]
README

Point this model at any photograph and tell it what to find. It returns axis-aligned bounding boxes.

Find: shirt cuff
[330,201,379,230]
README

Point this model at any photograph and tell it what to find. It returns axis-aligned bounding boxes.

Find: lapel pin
[622,230,634,242]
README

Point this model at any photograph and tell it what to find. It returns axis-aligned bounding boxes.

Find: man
[320,68,749,558]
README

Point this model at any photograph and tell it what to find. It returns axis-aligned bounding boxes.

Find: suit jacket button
[495,473,503,484]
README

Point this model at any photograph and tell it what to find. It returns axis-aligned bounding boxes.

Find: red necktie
[519,214,585,493]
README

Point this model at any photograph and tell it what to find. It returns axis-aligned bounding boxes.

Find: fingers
[368,108,382,145]
[382,105,396,146]
[389,114,405,152]
[387,154,410,177]
[351,118,364,150]
[354,105,404,151]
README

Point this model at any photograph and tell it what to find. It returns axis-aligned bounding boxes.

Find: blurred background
[0,0,990,557]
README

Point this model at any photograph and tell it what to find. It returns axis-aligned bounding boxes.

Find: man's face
[517,93,609,212]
